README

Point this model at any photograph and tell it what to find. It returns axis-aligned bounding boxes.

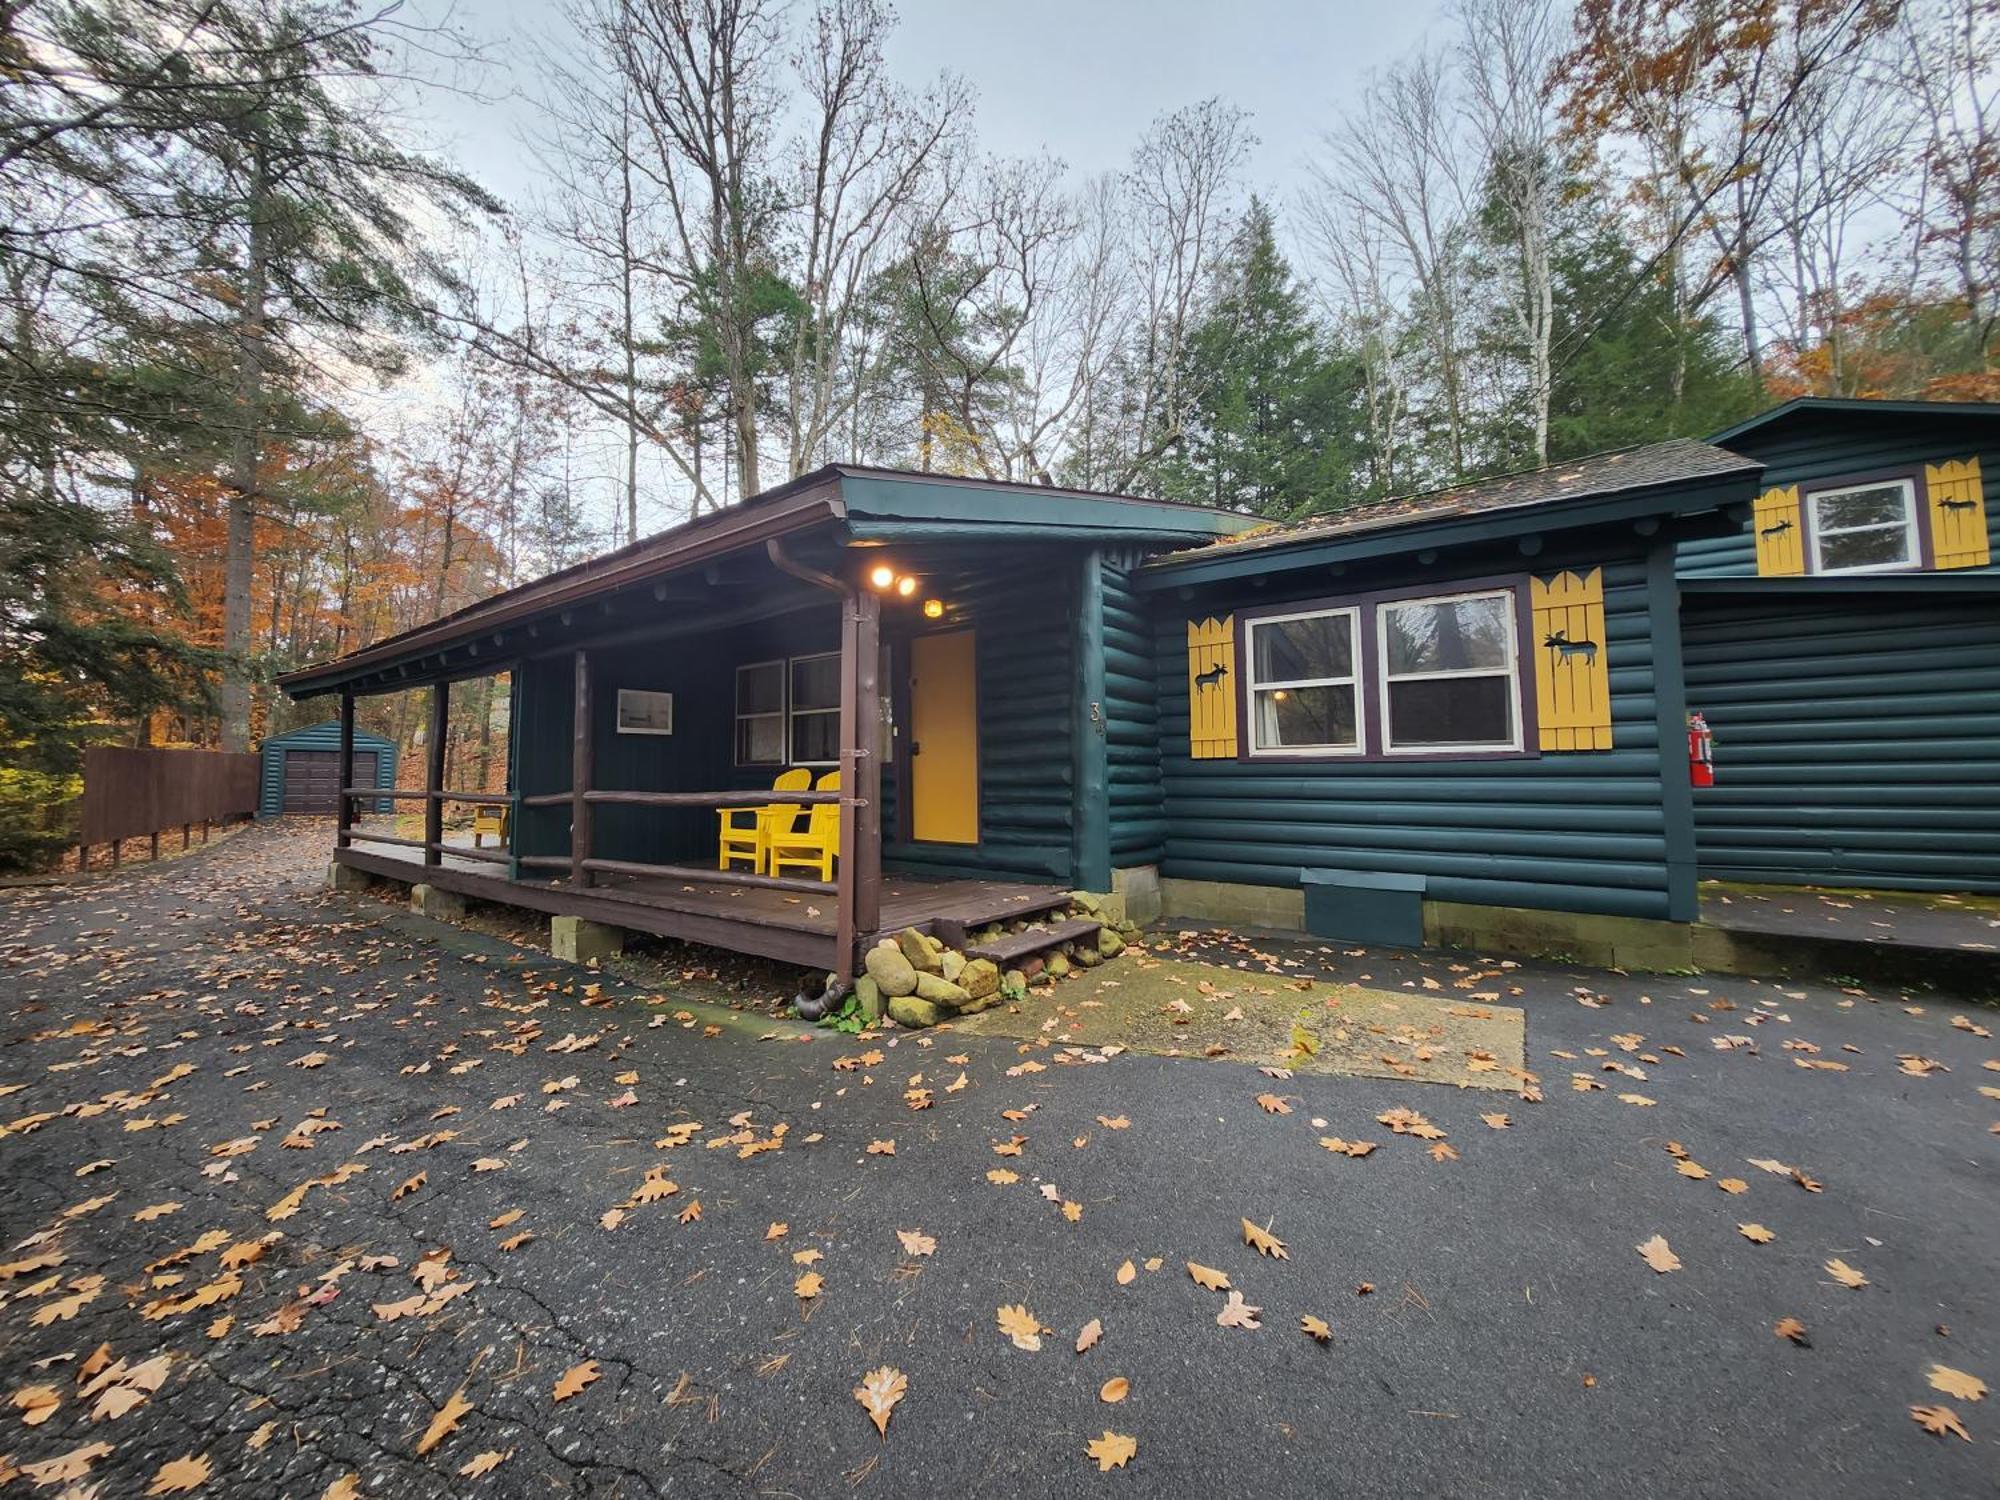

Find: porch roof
[278,465,1248,700]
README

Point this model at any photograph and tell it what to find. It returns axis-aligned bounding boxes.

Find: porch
[277,465,1242,982]
[335,833,1074,971]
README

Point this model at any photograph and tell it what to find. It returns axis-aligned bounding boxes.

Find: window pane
[792,709,839,764]
[736,714,784,764]
[1387,676,1513,747]
[1815,485,1908,532]
[1253,685,1357,750]
[1818,523,1911,570]
[1384,596,1512,675]
[1252,614,1352,683]
[737,662,784,715]
[791,654,840,711]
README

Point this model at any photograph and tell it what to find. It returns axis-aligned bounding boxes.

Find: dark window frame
[1232,574,1542,764]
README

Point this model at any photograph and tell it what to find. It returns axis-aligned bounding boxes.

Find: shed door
[909,631,979,845]
[282,750,376,814]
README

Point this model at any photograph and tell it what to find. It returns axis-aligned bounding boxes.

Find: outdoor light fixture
[896,575,918,598]
[922,598,945,620]
[868,563,897,590]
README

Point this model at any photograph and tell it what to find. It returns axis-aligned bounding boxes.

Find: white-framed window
[615,688,675,736]
[734,660,786,766]
[1807,478,1920,574]
[789,652,841,766]
[1245,606,1363,755]
[1376,589,1521,753]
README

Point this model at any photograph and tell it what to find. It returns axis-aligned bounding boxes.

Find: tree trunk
[219,144,269,753]
[1734,242,1764,399]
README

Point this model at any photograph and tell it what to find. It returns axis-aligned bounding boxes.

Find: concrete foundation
[326,861,375,892]
[551,914,625,965]
[410,884,466,921]
[1111,864,1163,927]
[1158,875,1306,933]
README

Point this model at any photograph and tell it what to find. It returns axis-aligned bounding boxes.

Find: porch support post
[571,649,593,889]
[1073,548,1112,891]
[424,681,448,867]
[835,588,882,981]
[506,661,523,882]
[336,689,355,850]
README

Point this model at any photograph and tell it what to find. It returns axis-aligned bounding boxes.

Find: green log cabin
[277,399,1998,980]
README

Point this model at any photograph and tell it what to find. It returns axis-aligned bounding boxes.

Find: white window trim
[1244,606,1365,758]
[733,659,787,767]
[788,650,841,768]
[1375,589,1524,755]
[1806,478,1921,575]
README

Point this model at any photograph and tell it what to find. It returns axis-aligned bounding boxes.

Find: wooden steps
[926,889,1076,950]
[963,916,1102,968]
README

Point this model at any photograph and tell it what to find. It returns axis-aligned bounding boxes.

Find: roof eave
[277,482,845,699]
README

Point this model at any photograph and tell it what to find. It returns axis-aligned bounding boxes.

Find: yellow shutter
[1531,569,1613,752]
[1186,616,1239,759]
[1752,485,1805,576]
[1925,457,1989,569]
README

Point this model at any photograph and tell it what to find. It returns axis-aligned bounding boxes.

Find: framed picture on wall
[616,688,675,736]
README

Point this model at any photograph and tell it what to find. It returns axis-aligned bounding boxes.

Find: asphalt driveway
[0,821,1993,1498]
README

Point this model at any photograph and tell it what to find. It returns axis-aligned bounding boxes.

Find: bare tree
[1315,52,1474,475]
[1105,99,1252,491]
[782,0,966,478]
[1898,0,2000,355]
[1457,0,1564,464]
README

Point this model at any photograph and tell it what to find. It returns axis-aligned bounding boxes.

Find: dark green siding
[1154,543,1684,919]
[513,605,841,866]
[1682,591,2000,891]
[1681,413,1998,577]
[1103,561,1164,869]
[884,558,1079,883]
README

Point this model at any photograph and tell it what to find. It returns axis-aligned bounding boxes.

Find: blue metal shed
[258,722,397,817]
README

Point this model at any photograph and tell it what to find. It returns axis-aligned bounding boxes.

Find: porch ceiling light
[922,598,945,620]
[867,563,897,590]
[895,575,918,597]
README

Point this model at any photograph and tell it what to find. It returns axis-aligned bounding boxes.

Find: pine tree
[1159,201,1365,517]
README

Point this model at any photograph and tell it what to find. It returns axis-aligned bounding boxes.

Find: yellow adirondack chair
[717,768,812,874]
[471,805,510,848]
[769,770,840,882]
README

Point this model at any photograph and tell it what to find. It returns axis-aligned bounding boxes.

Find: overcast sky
[423,0,1450,225]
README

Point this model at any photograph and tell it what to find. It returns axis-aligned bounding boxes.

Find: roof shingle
[1150,437,1760,566]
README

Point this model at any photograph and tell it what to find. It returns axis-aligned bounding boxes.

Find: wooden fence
[77,746,259,867]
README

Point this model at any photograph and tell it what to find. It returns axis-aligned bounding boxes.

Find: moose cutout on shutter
[1753,485,1805,576]
[1531,569,1612,751]
[1925,457,1989,569]
[1186,616,1238,759]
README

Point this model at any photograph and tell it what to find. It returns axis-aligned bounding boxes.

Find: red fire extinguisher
[1687,712,1715,787]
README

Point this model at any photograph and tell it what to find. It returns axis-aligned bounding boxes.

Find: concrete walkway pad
[957,951,1527,1090]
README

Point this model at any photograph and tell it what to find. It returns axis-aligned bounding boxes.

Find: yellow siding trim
[1753,485,1804,576]
[1531,569,1612,752]
[1187,616,1238,759]
[1925,457,1989,569]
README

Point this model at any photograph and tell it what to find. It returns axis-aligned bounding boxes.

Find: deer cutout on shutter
[1186,616,1238,759]
[1925,457,1989,569]
[1531,569,1613,751]
[1753,485,1805,576]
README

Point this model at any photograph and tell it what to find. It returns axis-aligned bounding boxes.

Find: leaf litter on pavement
[0,821,1991,1490]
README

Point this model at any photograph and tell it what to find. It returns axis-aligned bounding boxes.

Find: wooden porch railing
[328,589,883,977]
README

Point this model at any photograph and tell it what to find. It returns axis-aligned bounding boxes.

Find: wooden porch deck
[334,839,1071,971]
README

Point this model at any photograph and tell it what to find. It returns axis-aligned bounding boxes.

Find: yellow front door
[910,630,979,845]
